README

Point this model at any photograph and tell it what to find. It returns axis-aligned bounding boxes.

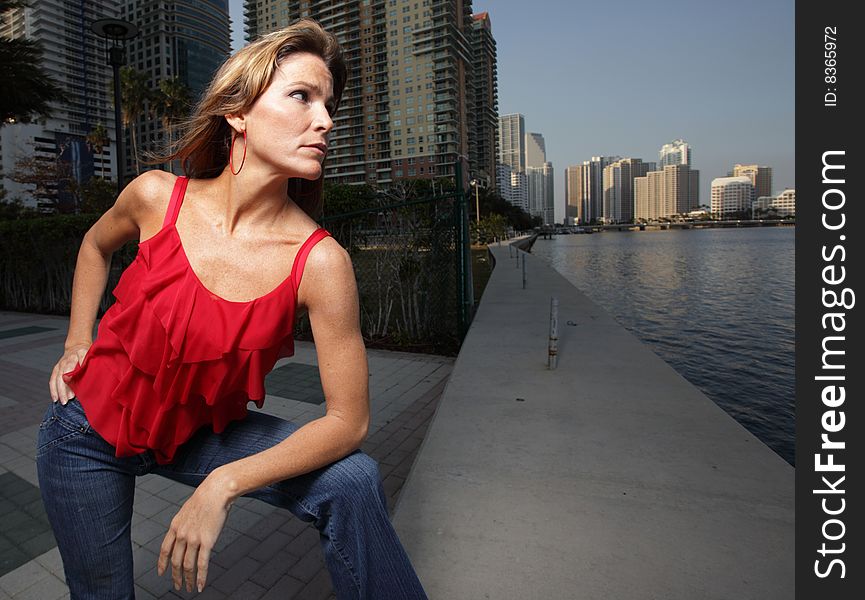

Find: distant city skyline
[229,0,794,223]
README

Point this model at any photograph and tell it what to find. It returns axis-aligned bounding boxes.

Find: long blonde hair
[160,19,346,219]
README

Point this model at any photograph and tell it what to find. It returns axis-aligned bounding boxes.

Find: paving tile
[286,527,320,557]
[297,568,334,600]
[33,547,63,578]
[137,474,177,495]
[225,506,263,533]
[7,572,66,600]
[0,559,51,596]
[134,493,173,519]
[288,548,325,584]
[249,549,299,589]
[209,556,260,595]
[131,517,167,547]
[155,483,194,505]
[132,545,160,579]
[230,579,267,600]
[248,531,293,562]
[134,584,159,600]
[258,574,304,600]
[211,534,259,570]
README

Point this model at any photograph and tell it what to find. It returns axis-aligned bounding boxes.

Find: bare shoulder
[85,170,178,252]
[297,234,357,311]
[117,170,178,239]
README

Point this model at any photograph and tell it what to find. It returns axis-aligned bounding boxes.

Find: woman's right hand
[49,342,91,404]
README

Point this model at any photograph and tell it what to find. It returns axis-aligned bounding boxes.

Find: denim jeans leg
[36,400,138,600]
[155,410,427,599]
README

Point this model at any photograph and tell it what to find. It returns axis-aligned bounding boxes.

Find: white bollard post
[549,297,558,369]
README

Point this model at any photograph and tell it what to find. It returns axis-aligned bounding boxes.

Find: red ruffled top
[64,176,331,464]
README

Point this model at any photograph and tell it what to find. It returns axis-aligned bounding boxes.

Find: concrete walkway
[0,311,453,600]
[393,237,794,599]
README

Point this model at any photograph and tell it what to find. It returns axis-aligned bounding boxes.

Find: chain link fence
[296,183,472,356]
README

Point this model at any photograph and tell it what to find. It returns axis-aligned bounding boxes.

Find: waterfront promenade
[0,311,453,599]
[393,236,794,598]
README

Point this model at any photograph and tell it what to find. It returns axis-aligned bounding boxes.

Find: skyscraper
[468,11,498,189]
[576,156,619,224]
[247,0,483,186]
[1,0,119,207]
[732,164,773,200]
[659,138,691,167]
[711,176,752,217]
[120,0,231,177]
[634,164,699,220]
[564,165,582,225]
[495,163,527,212]
[602,158,654,223]
[524,132,553,224]
[498,113,525,173]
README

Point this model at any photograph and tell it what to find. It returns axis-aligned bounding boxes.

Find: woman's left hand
[157,471,235,593]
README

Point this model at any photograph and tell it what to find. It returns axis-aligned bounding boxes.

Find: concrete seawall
[392,237,794,599]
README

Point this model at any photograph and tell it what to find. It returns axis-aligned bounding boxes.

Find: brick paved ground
[0,311,452,600]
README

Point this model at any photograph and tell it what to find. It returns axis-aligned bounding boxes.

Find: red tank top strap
[291,228,331,291]
[163,176,189,228]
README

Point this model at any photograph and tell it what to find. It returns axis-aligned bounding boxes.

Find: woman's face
[238,52,336,180]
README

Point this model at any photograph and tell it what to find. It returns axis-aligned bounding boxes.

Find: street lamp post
[91,18,138,195]
[470,179,480,224]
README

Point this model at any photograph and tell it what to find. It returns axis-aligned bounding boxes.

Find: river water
[530,226,795,465]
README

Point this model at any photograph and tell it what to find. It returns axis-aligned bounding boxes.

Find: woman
[37,19,427,599]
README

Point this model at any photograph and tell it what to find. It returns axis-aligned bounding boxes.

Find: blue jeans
[36,399,427,599]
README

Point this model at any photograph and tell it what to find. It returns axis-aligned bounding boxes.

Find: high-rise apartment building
[710,176,752,216]
[120,0,230,178]
[634,164,699,220]
[1,0,119,207]
[602,158,654,223]
[524,132,553,224]
[498,113,525,173]
[468,11,497,189]
[495,163,527,212]
[564,165,582,224]
[247,1,483,186]
[525,132,545,170]
[527,162,553,225]
[754,188,795,217]
[575,156,619,224]
[732,163,772,200]
[659,138,691,167]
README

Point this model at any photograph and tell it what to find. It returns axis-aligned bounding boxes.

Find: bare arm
[50,171,172,403]
[218,236,370,485]
[158,237,370,592]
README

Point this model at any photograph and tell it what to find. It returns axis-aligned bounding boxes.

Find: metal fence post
[549,297,558,369]
[522,252,526,289]
[454,160,473,340]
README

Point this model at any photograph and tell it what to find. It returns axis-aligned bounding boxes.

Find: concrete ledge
[393,238,793,599]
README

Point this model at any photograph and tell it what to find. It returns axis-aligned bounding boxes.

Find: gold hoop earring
[230,130,247,175]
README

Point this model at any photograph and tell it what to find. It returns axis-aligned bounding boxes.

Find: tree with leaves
[119,66,151,175]
[0,0,61,125]
[86,123,110,179]
[9,154,78,212]
[153,76,191,171]
[156,77,191,138]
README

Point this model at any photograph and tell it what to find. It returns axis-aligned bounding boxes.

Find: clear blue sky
[229,0,795,222]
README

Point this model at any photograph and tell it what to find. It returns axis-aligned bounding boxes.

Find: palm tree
[0,0,61,125]
[119,66,151,175]
[153,76,191,172]
[86,123,110,179]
